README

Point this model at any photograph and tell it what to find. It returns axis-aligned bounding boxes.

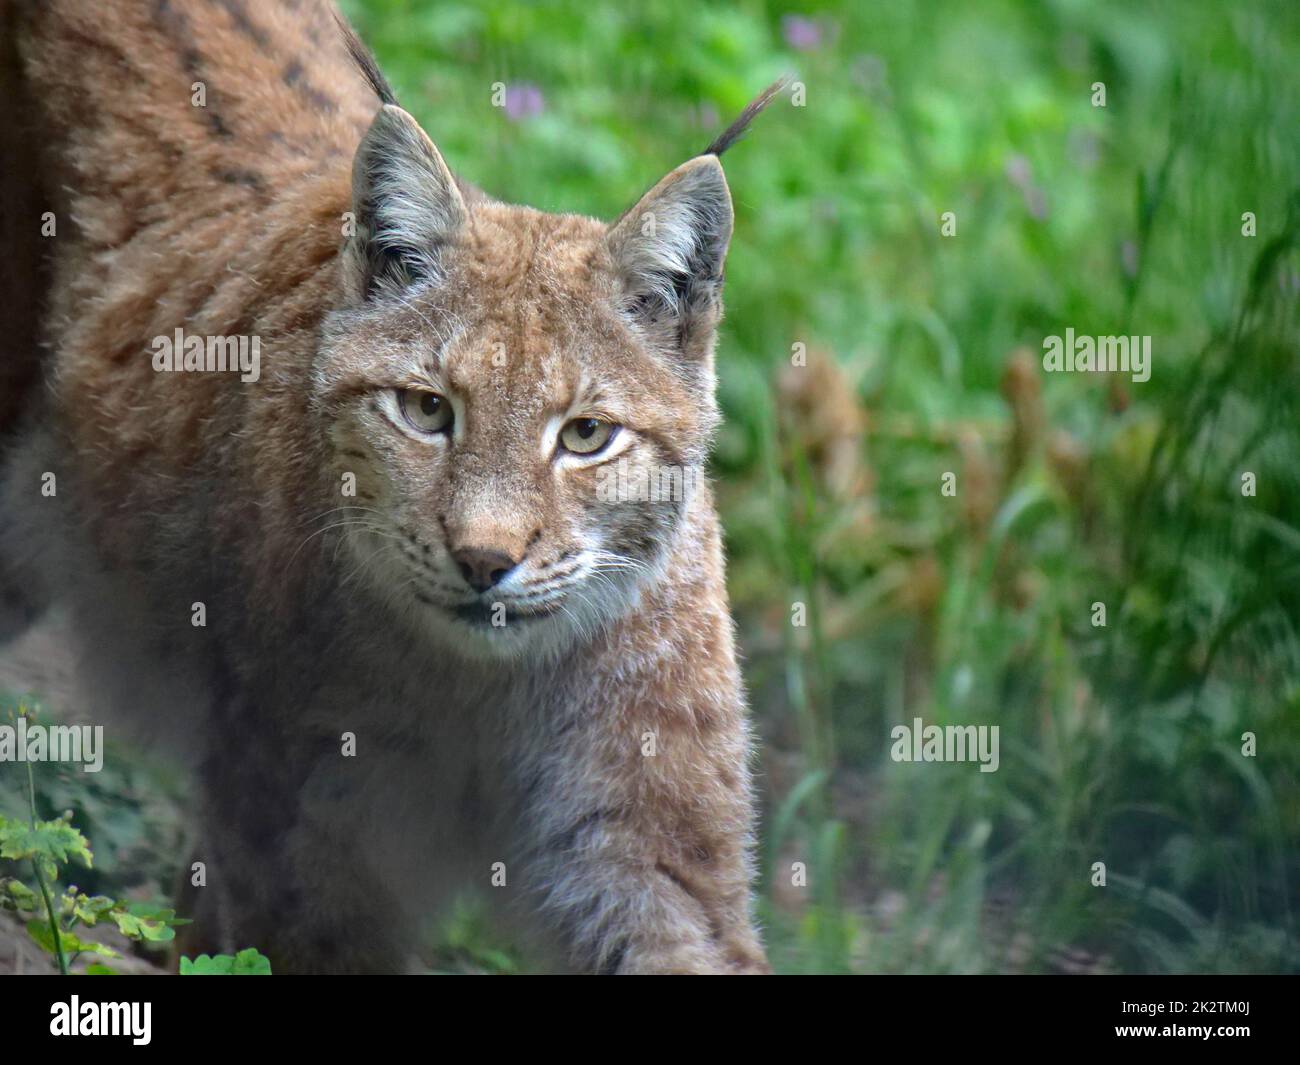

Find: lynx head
[314,71,785,661]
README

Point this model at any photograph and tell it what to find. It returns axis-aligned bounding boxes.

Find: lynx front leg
[193,686,412,974]
[515,678,769,974]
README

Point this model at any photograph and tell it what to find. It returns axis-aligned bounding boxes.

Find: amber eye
[398,389,453,434]
[560,417,617,455]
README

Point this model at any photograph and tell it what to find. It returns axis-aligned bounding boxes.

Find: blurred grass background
[4,0,1298,973]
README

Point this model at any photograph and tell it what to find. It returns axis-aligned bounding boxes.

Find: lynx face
[313,106,733,659]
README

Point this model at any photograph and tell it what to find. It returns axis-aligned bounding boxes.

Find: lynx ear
[346,105,467,300]
[606,155,734,353]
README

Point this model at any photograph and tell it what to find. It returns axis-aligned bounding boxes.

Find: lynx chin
[0,0,785,973]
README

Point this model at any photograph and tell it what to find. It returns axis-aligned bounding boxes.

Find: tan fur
[0,0,769,973]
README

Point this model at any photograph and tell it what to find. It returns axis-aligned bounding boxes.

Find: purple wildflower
[782,15,823,52]
[503,82,544,122]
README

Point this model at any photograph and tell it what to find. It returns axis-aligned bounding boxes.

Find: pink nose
[452,547,517,592]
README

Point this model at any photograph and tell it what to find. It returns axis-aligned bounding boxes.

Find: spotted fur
[0,0,777,973]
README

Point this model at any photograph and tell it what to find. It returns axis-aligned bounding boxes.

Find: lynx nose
[453,547,517,593]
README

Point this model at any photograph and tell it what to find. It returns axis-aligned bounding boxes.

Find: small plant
[0,703,189,974]
[179,949,272,975]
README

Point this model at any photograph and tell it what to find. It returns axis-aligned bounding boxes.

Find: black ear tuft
[701,76,791,157]
[334,10,398,107]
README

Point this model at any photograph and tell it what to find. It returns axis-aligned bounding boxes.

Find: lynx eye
[397,389,453,434]
[560,417,617,456]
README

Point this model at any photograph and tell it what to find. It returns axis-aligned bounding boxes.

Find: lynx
[0,0,779,973]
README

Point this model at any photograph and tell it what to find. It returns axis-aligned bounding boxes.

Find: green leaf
[25,920,120,959]
[0,816,93,871]
[180,948,271,975]
[180,953,232,975]
[69,894,117,927]
[0,877,39,912]
[124,902,191,927]
[231,948,272,975]
[111,910,176,943]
